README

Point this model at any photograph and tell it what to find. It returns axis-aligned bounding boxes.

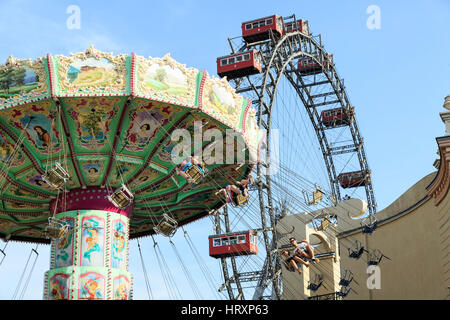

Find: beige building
[278,95,450,300]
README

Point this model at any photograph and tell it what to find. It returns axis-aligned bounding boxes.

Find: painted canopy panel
[0,46,263,243]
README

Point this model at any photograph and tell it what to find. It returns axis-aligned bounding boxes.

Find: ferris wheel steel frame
[215,15,377,300]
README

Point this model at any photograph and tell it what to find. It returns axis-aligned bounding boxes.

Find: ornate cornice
[427,136,450,205]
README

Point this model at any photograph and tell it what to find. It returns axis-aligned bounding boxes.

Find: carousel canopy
[0,46,263,243]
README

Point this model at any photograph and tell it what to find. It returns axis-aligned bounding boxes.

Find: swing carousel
[0,46,263,300]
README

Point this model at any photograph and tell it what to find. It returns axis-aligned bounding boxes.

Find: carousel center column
[43,187,133,300]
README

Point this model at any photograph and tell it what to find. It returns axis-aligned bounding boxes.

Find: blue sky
[0,0,449,300]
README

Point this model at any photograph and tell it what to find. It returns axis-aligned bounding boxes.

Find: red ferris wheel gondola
[209,230,258,259]
[217,50,263,80]
[338,170,371,189]
[241,15,284,44]
[297,53,333,75]
[284,19,309,35]
[321,106,353,128]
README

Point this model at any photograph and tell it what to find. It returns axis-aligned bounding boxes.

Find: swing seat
[337,287,351,298]
[308,188,323,205]
[361,215,377,234]
[368,249,387,266]
[349,247,364,259]
[303,186,323,205]
[108,184,134,209]
[339,279,351,287]
[154,214,178,237]
[362,223,377,234]
[339,272,353,286]
[41,162,70,190]
[307,274,324,291]
[307,279,323,291]
[44,218,69,240]
[232,193,249,207]
[315,217,331,231]
[184,164,205,183]
[348,240,365,259]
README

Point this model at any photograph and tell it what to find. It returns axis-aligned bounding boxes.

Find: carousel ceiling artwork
[0,46,264,243]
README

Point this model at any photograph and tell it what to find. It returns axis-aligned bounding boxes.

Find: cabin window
[265,19,272,25]
[236,55,243,62]
[243,54,250,61]
[221,59,228,66]
[245,23,252,30]
[213,239,221,247]
[230,237,238,245]
[238,235,246,244]
[222,238,230,246]
[252,22,259,28]
[228,57,235,64]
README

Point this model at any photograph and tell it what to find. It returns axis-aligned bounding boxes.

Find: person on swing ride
[281,249,308,274]
[216,176,254,205]
[175,155,204,183]
[289,237,320,264]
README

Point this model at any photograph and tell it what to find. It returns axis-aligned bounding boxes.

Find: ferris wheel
[211,14,377,300]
